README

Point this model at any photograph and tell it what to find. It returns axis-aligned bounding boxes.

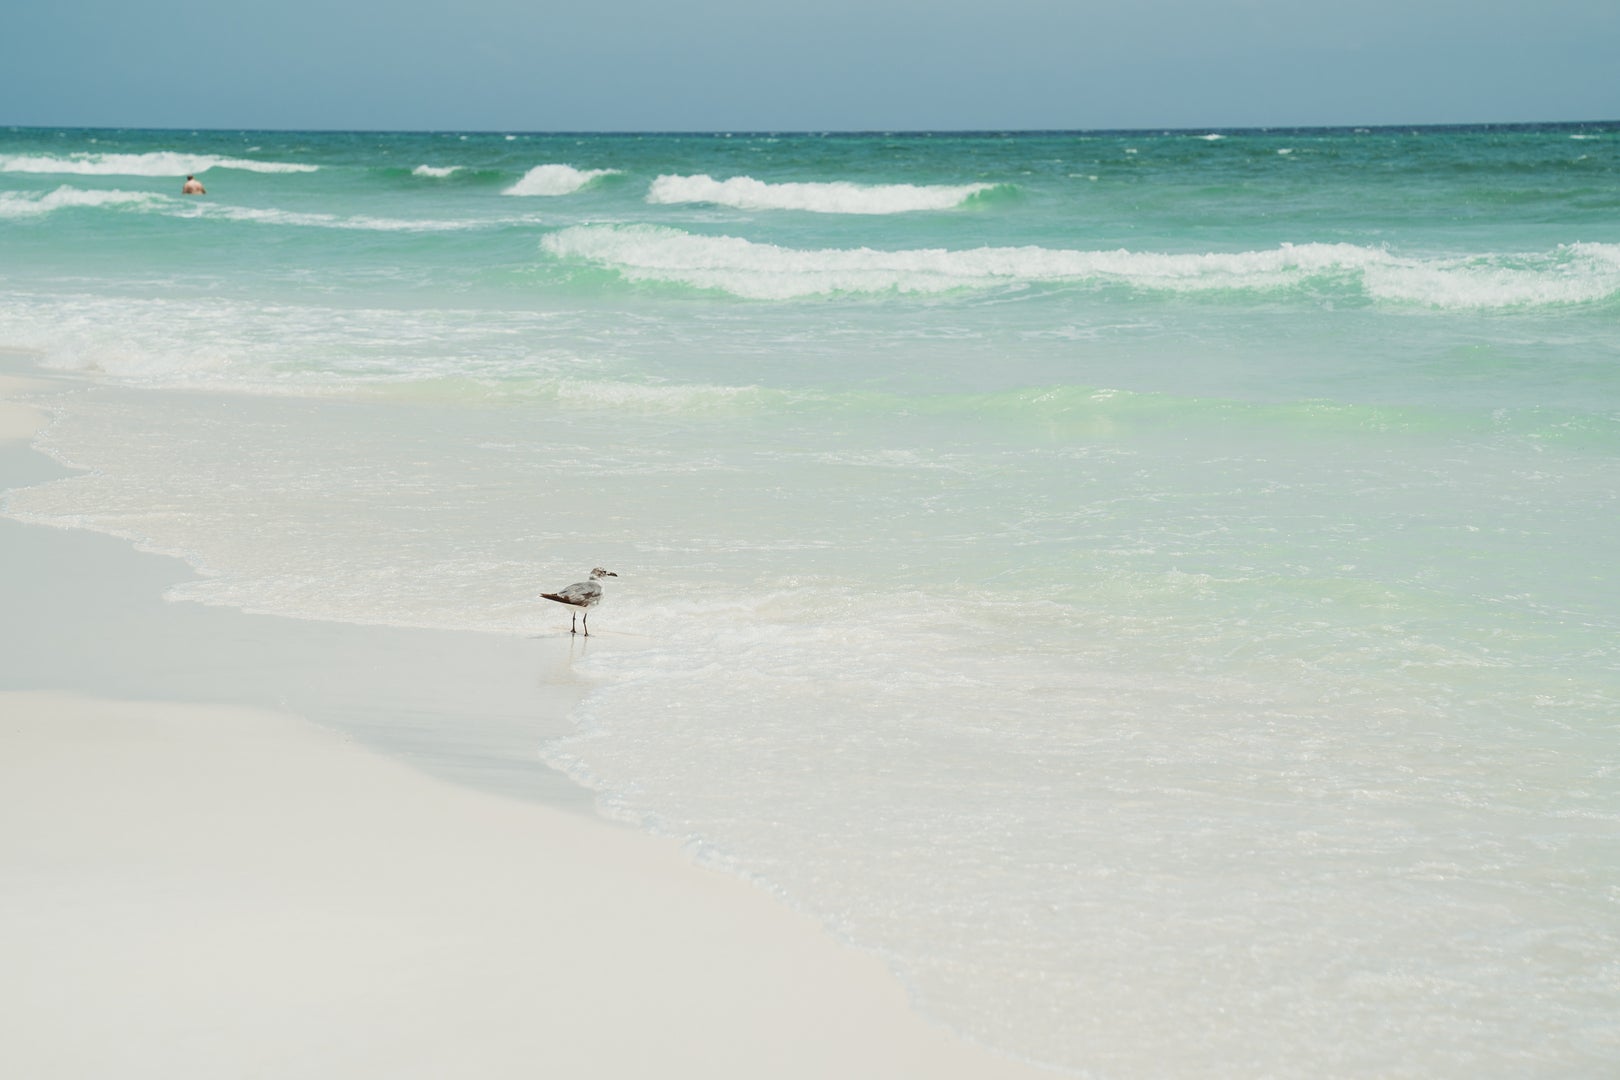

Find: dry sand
[0,692,1046,1078]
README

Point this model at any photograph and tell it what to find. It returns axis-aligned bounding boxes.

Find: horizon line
[4,119,1619,138]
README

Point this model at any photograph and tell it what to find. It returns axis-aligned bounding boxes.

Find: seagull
[540,568,617,636]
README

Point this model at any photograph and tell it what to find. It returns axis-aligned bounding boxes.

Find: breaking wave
[540,224,1620,307]
[0,185,537,231]
[503,163,620,196]
[0,186,167,219]
[0,152,318,175]
[412,165,464,178]
[183,204,507,232]
[645,174,1001,214]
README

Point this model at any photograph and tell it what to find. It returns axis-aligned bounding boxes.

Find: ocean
[2,123,1618,1076]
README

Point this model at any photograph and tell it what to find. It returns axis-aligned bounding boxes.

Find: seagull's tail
[540,592,574,605]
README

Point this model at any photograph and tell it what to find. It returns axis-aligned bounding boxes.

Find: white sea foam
[0,292,596,391]
[0,186,168,219]
[0,183,516,231]
[412,165,463,178]
[646,174,996,214]
[1363,242,1620,308]
[0,293,248,381]
[541,225,1620,307]
[503,164,619,196]
[0,152,318,176]
[176,204,521,232]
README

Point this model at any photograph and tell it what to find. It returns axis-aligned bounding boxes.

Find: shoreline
[0,372,1049,1078]
[0,369,594,811]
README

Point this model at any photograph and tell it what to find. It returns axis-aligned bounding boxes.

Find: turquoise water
[3,124,1619,1076]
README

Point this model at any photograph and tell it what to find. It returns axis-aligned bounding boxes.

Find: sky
[2,1,1616,131]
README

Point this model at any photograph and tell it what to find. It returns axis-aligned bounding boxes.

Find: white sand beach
[0,376,1047,1079]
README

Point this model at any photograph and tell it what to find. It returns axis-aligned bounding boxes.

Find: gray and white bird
[540,568,617,636]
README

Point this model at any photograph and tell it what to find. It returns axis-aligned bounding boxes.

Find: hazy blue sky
[3,1,1616,131]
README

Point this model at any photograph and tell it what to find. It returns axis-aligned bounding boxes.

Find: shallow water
[3,123,1618,1075]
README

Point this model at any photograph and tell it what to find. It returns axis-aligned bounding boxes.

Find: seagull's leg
[570,610,577,635]
[582,611,590,637]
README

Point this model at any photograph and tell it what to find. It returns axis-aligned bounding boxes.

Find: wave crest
[1362,242,1620,308]
[0,185,540,231]
[185,204,535,232]
[540,225,1620,307]
[0,186,168,219]
[367,376,795,414]
[0,152,318,176]
[412,165,464,178]
[502,164,620,196]
[646,174,999,214]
